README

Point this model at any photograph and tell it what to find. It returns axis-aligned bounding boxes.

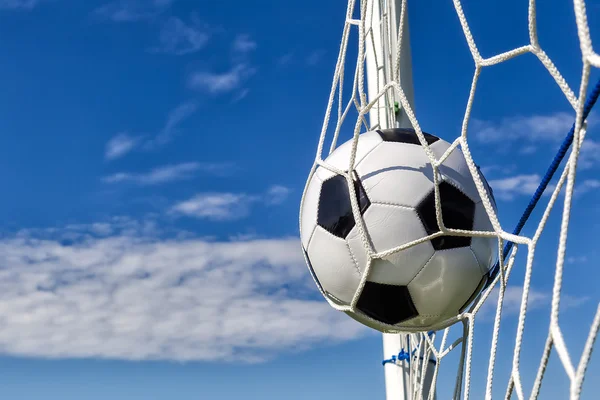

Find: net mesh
[304,0,600,398]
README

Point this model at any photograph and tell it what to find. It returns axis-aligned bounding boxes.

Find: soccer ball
[299,128,498,332]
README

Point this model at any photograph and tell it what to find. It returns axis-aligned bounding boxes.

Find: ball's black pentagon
[377,128,440,145]
[416,181,475,250]
[302,247,324,294]
[317,174,370,238]
[356,281,418,325]
[459,274,488,313]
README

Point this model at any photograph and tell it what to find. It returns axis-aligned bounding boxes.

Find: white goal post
[364,1,436,399]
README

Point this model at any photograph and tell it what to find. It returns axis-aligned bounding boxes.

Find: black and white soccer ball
[299,128,498,332]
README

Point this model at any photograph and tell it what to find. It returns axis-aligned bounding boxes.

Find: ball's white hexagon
[306,225,361,304]
[346,203,435,286]
[430,140,480,203]
[315,130,383,181]
[470,201,498,274]
[299,173,322,249]
[356,142,435,207]
[407,247,484,327]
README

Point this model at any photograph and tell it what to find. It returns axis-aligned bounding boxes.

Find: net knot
[382,348,415,366]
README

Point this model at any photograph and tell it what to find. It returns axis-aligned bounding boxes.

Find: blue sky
[0,0,598,399]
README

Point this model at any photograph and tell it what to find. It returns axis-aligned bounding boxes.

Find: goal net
[308,0,600,399]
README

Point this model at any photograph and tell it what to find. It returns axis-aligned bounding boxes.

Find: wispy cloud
[479,286,549,318]
[232,34,257,53]
[472,112,600,169]
[104,102,197,160]
[102,162,231,185]
[145,101,198,149]
[579,139,600,169]
[488,174,600,201]
[277,52,294,67]
[188,35,257,96]
[472,113,575,144]
[94,0,174,22]
[478,285,588,320]
[0,221,367,362]
[0,0,40,9]
[232,88,250,103]
[265,185,292,205]
[488,174,552,201]
[151,16,210,55]
[188,64,255,94]
[479,164,517,177]
[575,179,600,196]
[105,133,140,160]
[171,185,291,220]
[561,293,591,309]
[306,50,326,66]
[566,255,588,264]
[171,193,258,220]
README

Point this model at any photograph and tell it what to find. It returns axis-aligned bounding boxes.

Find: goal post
[364,1,436,399]
[365,0,414,131]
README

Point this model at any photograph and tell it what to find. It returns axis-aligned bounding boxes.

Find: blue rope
[382,349,416,365]
[485,77,600,287]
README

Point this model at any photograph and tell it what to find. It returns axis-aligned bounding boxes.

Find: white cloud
[478,285,588,320]
[561,293,591,309]
[278,53,294,66]
[265,185,292,205]
[105,102,197,160]
[520,145,537,155]
[146,101,198,148]
[188,64,255,94]
[479,164,517,177]
[187,34,256,96]
[105,133,140,160]
[152,16,210,55]
[0,223,367,362]
[566,255,588,264]
[94,0,174,22]
[171,193,257,220]
[487,174,552,201]
[487,174,600,201]
[163,102,197,136]
[306,50,326,66]
[478,285,549,318]
[171,185,292,220]
[20,216,162,241]
[232,88,250,103]
[472,113,600,168]
[575,179,600,196]
[103,162,227,185]
[472,113,576,144]
[579,139,600,169]
[0,0,40,9]
[233,34,257,53]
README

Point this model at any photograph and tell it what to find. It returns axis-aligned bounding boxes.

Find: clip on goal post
[315,0,600,399]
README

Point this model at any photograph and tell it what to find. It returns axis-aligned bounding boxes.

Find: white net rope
[305,0,600,399]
